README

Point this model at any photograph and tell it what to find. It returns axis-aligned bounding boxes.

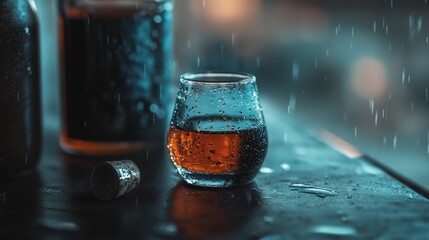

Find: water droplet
[355,162,384,176]
[311,225,357,236]
[156,223,177,236]
[263,216,274,223]
[280,163,291,171]
[258,235,283,240]
[290,183,338,198]
[38,219,80,232]
[294,147,307,155]
[40,186,65,194]
[260,167,273,174]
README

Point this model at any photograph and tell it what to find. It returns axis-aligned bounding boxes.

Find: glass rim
[180,72,256,85]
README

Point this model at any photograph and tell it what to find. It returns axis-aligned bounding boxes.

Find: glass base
[176,167,258,188]
[60,133,153,156]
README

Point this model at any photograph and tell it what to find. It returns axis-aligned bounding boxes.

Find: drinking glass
[167,72,268,187]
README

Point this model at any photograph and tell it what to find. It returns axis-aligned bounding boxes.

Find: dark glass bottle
[59,0,173,156]
[0,0,41,177]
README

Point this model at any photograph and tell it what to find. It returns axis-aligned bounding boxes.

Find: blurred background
[36,0,429,192]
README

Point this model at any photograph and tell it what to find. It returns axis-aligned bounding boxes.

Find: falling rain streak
[427,131,429,154]
[369,99,374,114]
[425,88,429,102]
[393,135,398,149]
[288,94,296,114]
[292,62,299,81]
[375,111,378,126]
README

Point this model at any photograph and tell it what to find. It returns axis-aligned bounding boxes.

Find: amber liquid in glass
[167,125,268,175]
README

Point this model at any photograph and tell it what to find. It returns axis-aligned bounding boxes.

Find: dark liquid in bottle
[167,125,268,175]
[0,0,41,177]
[60,2,172,146]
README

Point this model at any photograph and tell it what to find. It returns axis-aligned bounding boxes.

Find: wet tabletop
[1,117,429,240]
